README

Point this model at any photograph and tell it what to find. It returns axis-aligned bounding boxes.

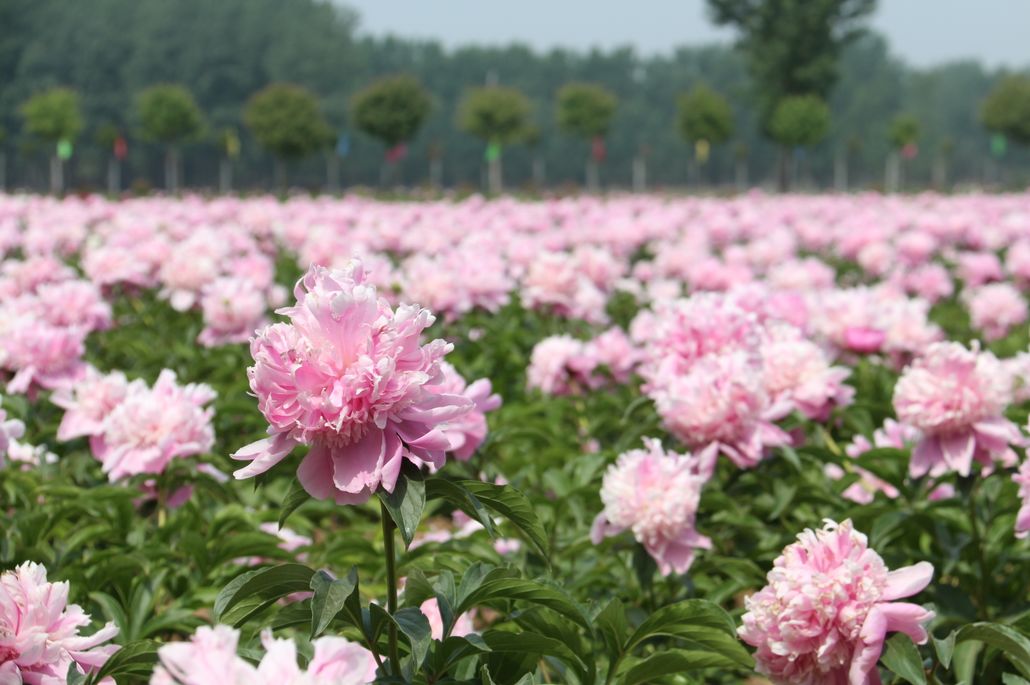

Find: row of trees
[3,0,1030,193]
[20,71,1030,194]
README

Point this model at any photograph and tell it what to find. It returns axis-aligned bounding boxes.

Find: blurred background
[2,0,1029,194]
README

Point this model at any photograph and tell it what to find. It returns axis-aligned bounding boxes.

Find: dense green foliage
[981,76,1030,147]
[676,85,735,146]
[0,0,1028,189]
[136,85,203,144]
[458,86,533,146]
[351,75,432,149]
[244,83,331,160]
[769,95,831,148]
[555,83,618,141]
[888,113,920,149]
[20,87,82,144]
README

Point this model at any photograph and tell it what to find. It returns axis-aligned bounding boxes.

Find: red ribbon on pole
[385,143,408,163]
[591,136,606,163]
[113,136,128,160]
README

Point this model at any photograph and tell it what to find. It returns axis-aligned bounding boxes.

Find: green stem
[156,487,167,528]
[966,478,992,621]
[381,501,401,674]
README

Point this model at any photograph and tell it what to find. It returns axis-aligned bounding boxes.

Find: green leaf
[310,567,359,638]
[426,478,496,538]
[66,663,87,685]
[460,578,590,628]
[933,631,956,669]
[881,633,927,685]
[378,467,426,548]
[619,648,748,685]
[1003,675,1030,685]
[278,478,311,529]
[213,563,314,626]
[85,639,160,685]
[596,598,629,660]
[462,481,548,558]
[481,629,586,672]
[370,603,432,668]
[955,623,1030,679]
[624,600,752,669]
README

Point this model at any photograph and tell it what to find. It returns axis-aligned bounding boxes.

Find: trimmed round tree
[677,84,734,186]
[556,83,618,192]
[981,75,1030,147]
[244,83,331,189]
[768,95,830,192]
[137,84,203,192]
[351,75,431,185]
[458,86,532,195]
[20,87,83,194]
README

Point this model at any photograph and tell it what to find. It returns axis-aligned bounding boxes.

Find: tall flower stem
[381,501,401,674]
[965,477,991,620]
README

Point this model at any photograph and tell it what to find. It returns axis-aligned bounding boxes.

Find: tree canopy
[20,88,83,143]
[351,75,432,148]
[981,76,1030,147]
[244,83,330,160]
[458,86,533,145]
[769,95,831,148]
[137,84,204,144]
[677,85,735,145]
[556,83,618,140]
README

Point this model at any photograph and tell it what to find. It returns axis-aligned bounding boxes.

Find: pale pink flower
[425,363,501,461]
[965,282,1028,341]
[93,370,216,481]
[901,263,953,304]
[151,625,376,685]
[526,335,588,396]
[956,250,1003,287]
[522,252,608,324]
[583,327,640,385]
[1,315,88,395]
[739,520,934,685]
[198,277,269,347]
[0,397,25,464]
[421,598,475,641]
[590,438,711,575]
[1006,240,1030,285]
[232,262,472,505]
[35,280,112,332]
[51,367,134,442]
[894,342,1021,477]
[0,256,76,299]
[761,324,854,421]
[1014,459,1030,538]
[0,561,119,683]
[651,351,790,472]
[1004,352,1030,402]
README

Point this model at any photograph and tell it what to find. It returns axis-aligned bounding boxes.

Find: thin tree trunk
[0,152,6,192]
[932,157,947,191]
[885,152,899,193]
[326,154,339,194]
[585,159,599,193]
[834,151,848,192]
[107,157,120,195]
[430,158,442,189]
[777,147,789,193]
[735,158,747,192]
[487,156,502,195]
[165,146,180,193]
[632,156,646,193]
[220,157,232,194]
[532,157,545,188]
[50,154,63,195]
[274,158,286,192]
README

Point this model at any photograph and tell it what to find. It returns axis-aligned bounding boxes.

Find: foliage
[768,94,831,147]
[20,87,83,143]
[556,83,618,140]
[458,86,533,146]
[888,113,920,149]
[981,76,1030,147]
[136,84,203,144]
[676,84,735,145]
[351,74,432,148]
[244,82,330,160]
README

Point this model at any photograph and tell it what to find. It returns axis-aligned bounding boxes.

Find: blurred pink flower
[0,397,25,465]
[51,366,134,442]
[965,282,1028,341]
[739,520,934,685]
[198,277,269,347]
[1014,459,1030,538]
[894,341,1021,477]
[761,324,854,421]
[421,597,475,641]
[591,438,711,575]
[651,351,790,472]
[93,369,216,481]
[425,363,501,461]
[526,335,588,396]
[232,262,472,504]
[0,561,119,683]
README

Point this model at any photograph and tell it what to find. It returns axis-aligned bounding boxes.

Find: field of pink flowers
[4,191,1030,684]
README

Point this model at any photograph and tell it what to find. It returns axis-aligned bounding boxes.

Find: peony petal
[939,432,976,476]
[232,433,297,479]
[331,429,386,494]
[297,443,335,500]
[878,602,935,645]
[882,561,934,601]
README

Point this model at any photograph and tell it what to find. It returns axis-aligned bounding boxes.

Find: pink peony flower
[526,335,588,396]
[421,597,475,641]
[901,263,953,304]
[590,438,711,575]
[0,396,25,463]
[893,342,1021,477]
[197,277,270,348]
[425,363,501,461]
[232,262,473,504]
[0,315,88,396]
[964,282,1028,341]
[761,324,854,421]
[651,351,791,472]
[739,520,934,685]
[93,369,216,481]
[1014,458,1030,539]
[0,561,119,683]
[51,367,134,442]
[956,250,1003,287]
[150,625,376,685]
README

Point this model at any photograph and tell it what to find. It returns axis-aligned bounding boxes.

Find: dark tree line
[1,0,1028,193]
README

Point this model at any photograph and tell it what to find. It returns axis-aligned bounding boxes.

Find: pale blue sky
[338,0,1030,69]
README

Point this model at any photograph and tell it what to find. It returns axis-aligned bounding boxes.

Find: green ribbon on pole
[991,133,1007,158]
[56,139,73,161]
[484,141,502,162]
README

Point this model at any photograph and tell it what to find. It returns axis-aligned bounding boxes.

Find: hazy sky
[341,0,1030,69]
